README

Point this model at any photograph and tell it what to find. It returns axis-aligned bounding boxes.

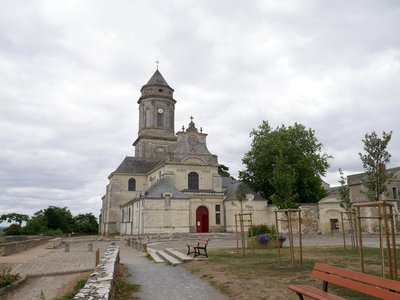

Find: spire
[145,69,170,87]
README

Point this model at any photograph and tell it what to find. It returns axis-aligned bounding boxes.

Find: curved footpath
[120,245,228,300]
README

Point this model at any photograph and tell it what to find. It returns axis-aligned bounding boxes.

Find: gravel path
[120,246,228,300]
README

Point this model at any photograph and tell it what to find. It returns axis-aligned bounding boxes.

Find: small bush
[45,229,63,236]
[248,224,286,244]
[0,272,20,288]
[54,278,87,300]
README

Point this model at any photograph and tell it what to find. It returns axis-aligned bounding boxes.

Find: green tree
[218,164,231,177]
[338,168,352,211]
[271,153,298,209]
[235,182,247,213]
[359,131,394,201]
[239,121,330,206]
[24,210,47,234]
[44,206,75,233]
[0,213,29,226]
[4,224,22,235]
[24,206,75,234]
[74,213,99,233]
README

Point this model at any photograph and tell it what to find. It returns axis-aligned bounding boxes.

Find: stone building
[99,69,270,235]
[99,69,400,236]
[317,167,400,234]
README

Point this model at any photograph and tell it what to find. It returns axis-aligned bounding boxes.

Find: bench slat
[288,284,345,300]
[314,263,400,293]
[313,270,400,300]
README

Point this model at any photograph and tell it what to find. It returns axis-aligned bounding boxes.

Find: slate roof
[347,166,400,186]
[144,69,170,87]
[223,177,265,201]
[110,157,161,177]
[327,186,340,196]
[144,178,188,199]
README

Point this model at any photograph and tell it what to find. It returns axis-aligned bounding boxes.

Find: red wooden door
[196,206,209,233]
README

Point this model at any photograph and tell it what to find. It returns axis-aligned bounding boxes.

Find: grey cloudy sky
[1,0,399,220]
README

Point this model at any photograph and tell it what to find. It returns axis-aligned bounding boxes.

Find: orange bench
[186,239,209,258]
[288,262,400,300]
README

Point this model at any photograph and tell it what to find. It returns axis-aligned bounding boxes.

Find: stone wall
[74,245,120,300]
[0,237,51,256]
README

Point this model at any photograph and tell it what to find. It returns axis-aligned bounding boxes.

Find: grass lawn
[181,246,398,300]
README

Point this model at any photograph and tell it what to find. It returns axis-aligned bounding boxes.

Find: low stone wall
[62,235,100,243]
[73,245,120,300]
[0,237,51,256]
[47,237,62,249]
[0,276,27,298]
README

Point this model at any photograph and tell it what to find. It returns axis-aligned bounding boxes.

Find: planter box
[248,239,284,249]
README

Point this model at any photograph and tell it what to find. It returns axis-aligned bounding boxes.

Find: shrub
[248,224,286,245]
[46,229,63,236]
[257,234,269,244]
[0,272,20,288]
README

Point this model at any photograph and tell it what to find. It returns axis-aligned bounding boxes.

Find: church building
[99,69,269,235]
[99,69,400,236]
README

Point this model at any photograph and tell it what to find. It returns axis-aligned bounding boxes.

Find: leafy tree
[359,131,394,201]
[239,121,330,206]
[218,164,231,177]
[43,206,75,232]
[24,210,47,234]
[74,213,98,233]
[338,168,352,211]
[4,224,22,235]
[235,182,247,213]
[271,153,298,209]
[0,213,29,226]
[24,206,75,234]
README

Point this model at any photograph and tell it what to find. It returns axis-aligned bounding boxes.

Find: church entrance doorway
[196,206,209,233]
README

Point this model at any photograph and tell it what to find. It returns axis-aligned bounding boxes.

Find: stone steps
[147,247,194,266]
[164,248,193,263]
[156,250,181,266]
[147,247,164,263]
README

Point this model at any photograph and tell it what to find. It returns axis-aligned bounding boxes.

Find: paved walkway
[3,241,110,276]
[120,246,228,300]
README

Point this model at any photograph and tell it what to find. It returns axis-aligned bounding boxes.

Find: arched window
[128,178,136,191]
[188,172,199,190]
[157,109,163,127]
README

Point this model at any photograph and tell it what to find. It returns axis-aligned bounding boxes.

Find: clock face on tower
[158,108,164,114]
[188,135,199,145]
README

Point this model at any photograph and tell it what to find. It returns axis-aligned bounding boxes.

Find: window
[145,108,150,127]
[164,195,171,207]
[188,172,199,190]
[128,178,136,191]
[215,204,221,225]
[393,187,398,200]
[157,109,163,127]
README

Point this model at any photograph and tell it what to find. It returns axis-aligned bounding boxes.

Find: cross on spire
[155,59,159,69]
[190,116,194,122]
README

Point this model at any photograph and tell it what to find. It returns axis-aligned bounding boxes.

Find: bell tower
[133,69,177,158]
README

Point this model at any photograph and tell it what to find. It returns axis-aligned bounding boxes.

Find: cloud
[0,0,399,223]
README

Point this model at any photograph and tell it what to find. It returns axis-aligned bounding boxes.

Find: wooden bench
[288,262,400,300]
[187,239,209,258]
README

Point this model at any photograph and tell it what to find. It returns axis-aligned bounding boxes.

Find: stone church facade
[99,69,400,236]
[99,69,270,235]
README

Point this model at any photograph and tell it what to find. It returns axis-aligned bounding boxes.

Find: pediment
[181,156,207,165]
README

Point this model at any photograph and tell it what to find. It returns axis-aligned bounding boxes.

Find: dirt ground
[180,247,383,300]
[4,272,90,300]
